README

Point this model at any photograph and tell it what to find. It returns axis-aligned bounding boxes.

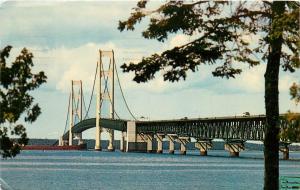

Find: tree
[279,84,300,160]
[118,1,299,189]
[0,46,47,158]
[290,82,300,104]
[280,111,300,160]
[280,111,300,143]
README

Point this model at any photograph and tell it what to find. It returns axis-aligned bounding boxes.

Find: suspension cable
[82,92,88,119]
[73,95,79,118]
[77,87,87,120]
[100,62,121,119]
[83,62,98,119]
[100,62,111,109]
[114,62,137,120]
[63,93,71,135]
[75,88,80,116]
[81,59,127,121]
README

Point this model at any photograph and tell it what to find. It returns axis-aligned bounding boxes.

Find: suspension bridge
[57,50,297,158]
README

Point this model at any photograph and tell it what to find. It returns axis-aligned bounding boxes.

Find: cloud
[169,34,191,48]
[212,63,300,94]
[0,1,137,48]
[227,64,265,93]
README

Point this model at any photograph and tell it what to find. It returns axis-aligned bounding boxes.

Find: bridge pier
[281,148,289,160]
[195,140,212,156]
[126,121,147,152]
[95,126,102,151]
[107,129,115,151]
[120,132,126,152]
[167,135,175,154]
[146,134,155,153]
[178,137,189,155]
[59,136,68,146]
[74,133,84,145]
[156,134,164,154]
[280,143,290,160]
[224,141,244,157]
[126,121,136,152]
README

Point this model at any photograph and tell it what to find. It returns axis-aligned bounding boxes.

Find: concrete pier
[280,145,290,160]
[195,140,212,156]
[58,136,68,146]
[283,150,289,160]
[107,129,115,151]
[95,125,102,151]
[178,137,189,155]
[146,135,154,153]
[156,134,164,154]
[167,135,175,154]
[120,132,126,152]
[180,143,186,155]
[126,121,147,152]
[224,141,244,157]
[74,133,84,145]
[126,121,136,152]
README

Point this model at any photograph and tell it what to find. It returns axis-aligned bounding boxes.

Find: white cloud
[169,34,191,49]
[0,1,138,48]
[279,74,298,92]
[228,64,265,93]
[216,63,300,94]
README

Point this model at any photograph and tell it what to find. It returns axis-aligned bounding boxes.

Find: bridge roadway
[63,114,291,142]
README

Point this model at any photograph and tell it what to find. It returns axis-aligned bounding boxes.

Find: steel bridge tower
[95,50,115,151]
[68,80,83,146]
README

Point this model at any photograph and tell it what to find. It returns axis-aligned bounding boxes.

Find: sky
[1,1,299,140]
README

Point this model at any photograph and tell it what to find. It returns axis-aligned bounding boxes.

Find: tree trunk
[264,2,285,190]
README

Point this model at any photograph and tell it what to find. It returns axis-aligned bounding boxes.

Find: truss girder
[136,117,289,141]
[61,115,294,142]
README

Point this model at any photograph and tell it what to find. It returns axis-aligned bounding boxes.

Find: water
[1,150,299,190]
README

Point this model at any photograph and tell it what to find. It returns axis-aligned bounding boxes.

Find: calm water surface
[0,150,299,190]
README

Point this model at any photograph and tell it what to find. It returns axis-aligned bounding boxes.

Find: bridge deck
[62,114,297,142]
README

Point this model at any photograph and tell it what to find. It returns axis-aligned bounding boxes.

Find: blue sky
[1,1,299,140]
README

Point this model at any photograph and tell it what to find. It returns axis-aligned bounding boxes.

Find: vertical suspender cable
[100,62,121,119]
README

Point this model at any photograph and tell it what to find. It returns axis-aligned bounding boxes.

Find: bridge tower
[69,80,83,146]
[95,50,115,151]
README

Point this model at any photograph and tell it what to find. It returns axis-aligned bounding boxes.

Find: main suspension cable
[63,93,71,135]
[82,91,88,118]
[114,62,137,120]
[83,62,98,119]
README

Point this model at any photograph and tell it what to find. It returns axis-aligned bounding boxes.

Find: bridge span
[60,114,295,158]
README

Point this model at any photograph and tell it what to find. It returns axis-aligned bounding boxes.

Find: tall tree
[0,46,47,158]
[118,1,299,189]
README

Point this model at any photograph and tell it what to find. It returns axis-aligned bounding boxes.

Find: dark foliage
[0,46,47,158]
